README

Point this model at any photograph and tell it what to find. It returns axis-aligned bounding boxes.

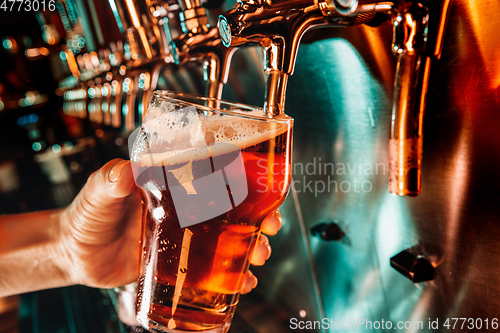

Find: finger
[86,159,136,202]
[249,234,271,266]
[259,234,269,246]
[261,210,282,236]
[240,271,258,294]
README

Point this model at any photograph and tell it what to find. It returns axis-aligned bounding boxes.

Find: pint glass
[129,91,293,333]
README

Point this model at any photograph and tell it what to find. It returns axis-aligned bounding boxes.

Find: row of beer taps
[62,0,232,126]
[62,0,451,196]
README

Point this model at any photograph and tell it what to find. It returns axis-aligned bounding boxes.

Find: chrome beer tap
[218,0,390,117]
[108,0,177,130]
[218,0,451,196]
[110,0,170,62]
[389,0,451,196]
[170,0,236,99]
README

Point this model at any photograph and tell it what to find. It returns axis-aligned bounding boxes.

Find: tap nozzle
[218,1,325,117]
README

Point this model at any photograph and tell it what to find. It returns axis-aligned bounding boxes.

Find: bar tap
[218,0,451,195]
[107,0,176,130]
[217,0,387,117]
[170,0,236,99]
[109,0,169,62]
[389,0,451,196]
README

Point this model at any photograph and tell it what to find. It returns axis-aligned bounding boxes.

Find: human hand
[58,159,142,288]
[58,159,282,291]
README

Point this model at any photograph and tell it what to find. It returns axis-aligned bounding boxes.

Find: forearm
[0,209,74,297]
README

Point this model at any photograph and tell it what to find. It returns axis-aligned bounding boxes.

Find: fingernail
[266,244,272,260]
[260,235,270,245]
[252,276,258,289]
[109,160,129,183]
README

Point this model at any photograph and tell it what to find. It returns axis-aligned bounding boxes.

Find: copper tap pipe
[389,4,428,196]
[389,0,451,196]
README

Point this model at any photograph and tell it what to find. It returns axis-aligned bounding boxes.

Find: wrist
[54,208,79,287]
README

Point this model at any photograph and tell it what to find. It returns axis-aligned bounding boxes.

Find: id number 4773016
[441,318,498,330]
[0,0,56,12]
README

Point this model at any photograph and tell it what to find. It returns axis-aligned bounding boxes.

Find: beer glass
[129,91,293,333]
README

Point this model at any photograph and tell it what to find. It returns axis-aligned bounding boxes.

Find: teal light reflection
[2,38,13,50]
[107,0,124,34]
[292,37,395,327]
[32,142,42,152]
[138,100,144,121]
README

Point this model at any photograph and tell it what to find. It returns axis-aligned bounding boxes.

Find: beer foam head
[130,103,290,167]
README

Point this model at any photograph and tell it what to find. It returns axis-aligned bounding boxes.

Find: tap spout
[218,1,329,116]
[171,27,236,99]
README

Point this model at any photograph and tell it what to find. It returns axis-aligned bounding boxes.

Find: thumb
[62,159,139,246]
[87,159,136,201]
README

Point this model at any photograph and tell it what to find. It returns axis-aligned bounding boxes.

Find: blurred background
[1,0,500,332]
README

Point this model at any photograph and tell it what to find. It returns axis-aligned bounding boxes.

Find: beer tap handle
[389,0,451,196]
